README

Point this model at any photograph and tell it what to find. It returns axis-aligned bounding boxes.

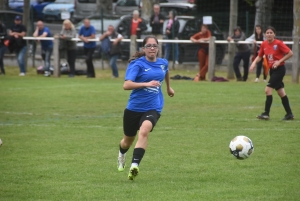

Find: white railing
[22,36,295,44]
[3,36,299,83]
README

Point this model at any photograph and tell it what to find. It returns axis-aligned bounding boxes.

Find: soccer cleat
[128,166,139,180]
[257,113,270,120]
[255,78,259,83]
[117,154,126,172]
[282,114,294,121]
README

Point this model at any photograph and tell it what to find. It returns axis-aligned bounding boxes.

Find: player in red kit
[250,26,294,120]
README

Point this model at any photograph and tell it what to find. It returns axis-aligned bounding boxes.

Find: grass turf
[0,67,299,201]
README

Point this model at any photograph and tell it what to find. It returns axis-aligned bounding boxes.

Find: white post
[208,36,216,81]
[53,35,60,77]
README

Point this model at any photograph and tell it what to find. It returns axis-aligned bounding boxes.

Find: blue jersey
[125,56,168,113]
[78,25,96,49]
[38,27,53,49]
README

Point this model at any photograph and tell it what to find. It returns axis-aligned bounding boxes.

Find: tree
[292,0,300,83]
[141,0,160,21]
[97,0,113,15]
[254,0,274,30]
[0,0,8,10]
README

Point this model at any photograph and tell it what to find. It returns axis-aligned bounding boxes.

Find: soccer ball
[229,136,254,159]
[0,138,2,146]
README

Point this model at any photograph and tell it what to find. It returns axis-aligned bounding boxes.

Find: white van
[73,0,98,22]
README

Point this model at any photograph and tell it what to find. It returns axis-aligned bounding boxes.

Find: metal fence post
[53,35,60,77]
[208,36,216,81]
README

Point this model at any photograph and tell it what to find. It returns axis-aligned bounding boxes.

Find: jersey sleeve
[125,61,140,81]
[258,42,265,57]
[278,40,291,54]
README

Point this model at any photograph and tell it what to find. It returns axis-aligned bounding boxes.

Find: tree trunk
[0,0,8,10]
[141,0,160,21]
[227,0,237,79]
[254,0,274,30]
[292,0,300,83]
[23,0,30,69]
[98,0,112,15]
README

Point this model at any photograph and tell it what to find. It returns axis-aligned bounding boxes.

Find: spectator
[0,20,7,75]
[33,20,53,77]
[150,4,165,57]
[78,18,96,78]
[9,16,27,76]
[227,26,251,81]
[60,19,77,78]
[99,25,123,78]
[190,24,211,81]
[246,25,267,82]
[128,10,147,57]
[164,10,180,64]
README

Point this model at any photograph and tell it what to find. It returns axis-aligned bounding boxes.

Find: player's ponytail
[128,36,159,63]
[128,51,145,63]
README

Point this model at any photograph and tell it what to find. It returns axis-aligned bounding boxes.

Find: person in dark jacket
[0,20,7,75]
[9,16,27,76]
[150,4,165,57]
[128,10,147,57]
[60,19,77,77]
[164,10,180,64]
[100,25,123,78]
[227,26,251,81]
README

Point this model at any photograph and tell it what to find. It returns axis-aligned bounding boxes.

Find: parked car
[9,0,55,20]
[74,15,121,59]
[159,3,197,17]
[114,0,142,16]
[73,0,98,23]
[42,0,74,22]
[162,16,225,64]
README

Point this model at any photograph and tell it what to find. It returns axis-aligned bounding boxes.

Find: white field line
[0,123,299,131]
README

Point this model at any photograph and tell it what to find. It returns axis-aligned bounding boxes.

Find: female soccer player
[250,26,294,120]
[246,25,267,82]
[117,36,175,180]
[190,24,211,81]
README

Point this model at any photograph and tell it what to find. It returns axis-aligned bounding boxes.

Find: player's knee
[264,87,272,95]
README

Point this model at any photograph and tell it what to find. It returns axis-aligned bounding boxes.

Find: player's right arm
[123,80,160,90]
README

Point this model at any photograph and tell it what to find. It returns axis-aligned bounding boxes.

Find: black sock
[264,95,273,115]
[131,148,145,166]
[281,95,292,114]
[119,145,129,154]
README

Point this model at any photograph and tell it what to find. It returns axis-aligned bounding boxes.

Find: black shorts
[123,109,161,137]
[267,65,285,90]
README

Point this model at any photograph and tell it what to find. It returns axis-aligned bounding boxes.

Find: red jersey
[131,19,139,35]
[258,39,291,69]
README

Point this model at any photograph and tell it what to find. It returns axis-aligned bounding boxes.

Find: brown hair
[128,36,159,63]
[265,26,276,34]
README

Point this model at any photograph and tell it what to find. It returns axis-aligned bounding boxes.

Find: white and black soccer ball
[229,136,254,159]
[0,138,2,146]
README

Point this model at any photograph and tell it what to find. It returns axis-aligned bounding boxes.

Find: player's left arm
[273,43,293,68]
[164,71,174,97]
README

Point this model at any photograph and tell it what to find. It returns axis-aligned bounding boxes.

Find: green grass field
[0,67,299,201]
